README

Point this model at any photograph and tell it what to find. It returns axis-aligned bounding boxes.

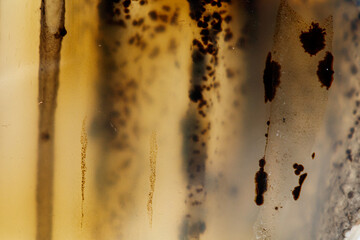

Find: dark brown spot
[192,135,199,142]
[263,52,281,103]
[299,173,307,185]
[299,22,326,56]
[123,0,131,8]
[148,10,157,20]
[317,52,334,90]
[159,14,168,23]
[312,152,315,159]
[224,15,232,23]
[226,68,234,78]
[351,65,358,75]
[224,32,233,41]
[189,85,203,103]
[162,5,170,11]
[292,186,301,200]
[41,132,50,141]
[346,149,352,162]
[54,27,67,39]
[154,25,166,33]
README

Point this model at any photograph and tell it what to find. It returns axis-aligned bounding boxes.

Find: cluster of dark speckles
[292,163,307,200]
[348,127,355,139]
[185,122,211,181]
[255,158,268,205]
[188,2,234,120]
[106,1,180,58]
[187,0,232,21]
[184,1,233,236]
[293,163,304,176]
[103,79,139,140]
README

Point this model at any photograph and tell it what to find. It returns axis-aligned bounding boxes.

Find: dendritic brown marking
[299,22,326,56]
[148,131,158,227]
[263,52,281,103]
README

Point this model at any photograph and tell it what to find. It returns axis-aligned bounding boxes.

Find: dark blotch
[189,85,203,103]
[148,10,157,20]
[292,186,301,200]
[255,158,268,205]
[348,191,354,199]
[292,173,307,200]
[263,52,281,103]
[154,25,166,33]
[317,52,334,90]
[299,22,326,56]
[41,132,50,141]
[54,27,67,39]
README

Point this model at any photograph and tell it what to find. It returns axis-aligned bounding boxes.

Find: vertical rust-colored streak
[36,0,66,239]
[147,131,158,227]
[80,117,88,228]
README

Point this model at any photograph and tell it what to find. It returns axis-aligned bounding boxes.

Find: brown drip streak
[147,131,158,227]
[80,118,88,228]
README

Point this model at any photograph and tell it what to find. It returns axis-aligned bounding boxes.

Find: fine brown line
[81,117,88,228]
[147,131,158,227]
